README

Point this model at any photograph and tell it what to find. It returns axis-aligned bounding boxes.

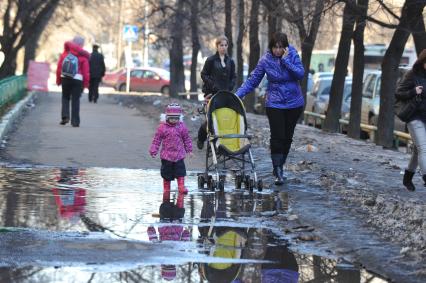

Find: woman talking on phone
[235,32,305,185]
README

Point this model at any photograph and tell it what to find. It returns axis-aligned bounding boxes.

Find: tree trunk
[300,0,325,101]
[409,3,426,55]
[376,0,423,147]
[246,0,261,113]
[236,0,245,88]
[23,2,57,73]
[267,3,277,41]
[190,0,200,94]
[169,0,186,98]
[225,0,233,57]
[0,48,18,79]
[0,0,60,79]
[347,0,368,139]
[323,1,356,132]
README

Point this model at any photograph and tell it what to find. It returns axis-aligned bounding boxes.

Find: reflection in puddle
[0,167,388,282]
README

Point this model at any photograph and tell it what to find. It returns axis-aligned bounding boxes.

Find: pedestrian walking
[56,36,90,127]
[396,49,426,191]
[149,103,193,202]
[88,44,106,103]
[197,35,236,149]
[235,32,305,185]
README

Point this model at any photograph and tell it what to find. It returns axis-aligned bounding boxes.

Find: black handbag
[395,77,422,122]
[395,96,420,122]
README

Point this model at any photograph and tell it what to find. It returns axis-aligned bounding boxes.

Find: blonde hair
[215,35,228,48]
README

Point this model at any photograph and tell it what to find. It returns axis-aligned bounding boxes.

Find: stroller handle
[212,134,252,140]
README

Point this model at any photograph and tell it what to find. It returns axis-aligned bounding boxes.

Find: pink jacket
[149,121,192,162]
[56,41,90,88]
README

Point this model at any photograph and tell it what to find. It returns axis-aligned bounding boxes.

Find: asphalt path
[1,91,204,170]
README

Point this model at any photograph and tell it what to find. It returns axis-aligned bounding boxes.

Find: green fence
[0,75,27,110]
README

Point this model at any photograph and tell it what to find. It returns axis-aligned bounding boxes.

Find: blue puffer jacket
[235,45,305,109]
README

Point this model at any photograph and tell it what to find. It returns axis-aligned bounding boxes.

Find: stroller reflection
[197,191,296,282]
[198,192,247,282]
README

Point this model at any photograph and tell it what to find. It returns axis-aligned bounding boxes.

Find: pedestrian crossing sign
[123,25,138,42]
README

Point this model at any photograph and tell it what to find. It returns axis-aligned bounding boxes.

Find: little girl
[149,103,193,202]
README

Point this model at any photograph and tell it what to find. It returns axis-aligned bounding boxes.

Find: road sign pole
[126,41,132,93]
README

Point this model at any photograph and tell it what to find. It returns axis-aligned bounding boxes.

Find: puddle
[0,167,388,282]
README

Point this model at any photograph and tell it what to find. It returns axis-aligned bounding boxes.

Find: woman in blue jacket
[236,33,305,185]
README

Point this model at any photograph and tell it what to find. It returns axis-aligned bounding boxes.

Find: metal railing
[304,110,412,149]
[0,75,27,110]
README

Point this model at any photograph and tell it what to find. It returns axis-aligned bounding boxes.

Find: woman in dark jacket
[396,49,426,191]
[236,33,304,185]
[197,35,236,149]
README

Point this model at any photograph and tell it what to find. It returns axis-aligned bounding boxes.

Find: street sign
[123,25,138,42]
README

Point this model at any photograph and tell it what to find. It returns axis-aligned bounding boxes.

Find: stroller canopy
[206,91,249,154]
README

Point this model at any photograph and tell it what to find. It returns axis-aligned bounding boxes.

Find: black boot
[423,174,426,187]
[403,170,415,191]
[274,166,284,185]
[271,154,285,185]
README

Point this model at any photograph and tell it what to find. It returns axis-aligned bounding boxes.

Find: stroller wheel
[198,175,205,189]
[257,179,263,192]
[235,175,242,189]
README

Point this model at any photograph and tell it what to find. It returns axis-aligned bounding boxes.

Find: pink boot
[163,179,171,202]
[177,177,188,194]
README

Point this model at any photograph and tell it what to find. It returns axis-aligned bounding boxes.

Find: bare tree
[323,1,356,133]
[236,0,245,88]
[23,2,60,73]
[281,0,326,100]
[224,0,233,56]
[245,0,261,113]
[376,0,425,148]
[0,0,61,78]
[169,0,186,97]
[347,0,368,139]
[190,0,200,93]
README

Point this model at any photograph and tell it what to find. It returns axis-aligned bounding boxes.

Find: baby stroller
[197,90,262,191]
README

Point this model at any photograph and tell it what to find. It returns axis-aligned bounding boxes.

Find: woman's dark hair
[268,33,289,53]
[413,49,426,74]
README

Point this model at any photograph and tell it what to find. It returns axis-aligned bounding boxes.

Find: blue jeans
[407,119,426,174]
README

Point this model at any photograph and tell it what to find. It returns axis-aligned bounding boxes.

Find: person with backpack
[88,44,106,103]
[56,36,90,127]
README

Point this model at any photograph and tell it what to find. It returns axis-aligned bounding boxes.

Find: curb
[0,91,37,141]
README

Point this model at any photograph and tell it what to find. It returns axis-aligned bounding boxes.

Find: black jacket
[201,52,236,96]
[89,50,106,79]
[396,69,426,122]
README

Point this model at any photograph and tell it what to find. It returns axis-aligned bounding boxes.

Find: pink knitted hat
[165,103,182,118]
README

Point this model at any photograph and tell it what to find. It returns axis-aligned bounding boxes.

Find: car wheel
[118,84,126,92]
[161,86,170,95]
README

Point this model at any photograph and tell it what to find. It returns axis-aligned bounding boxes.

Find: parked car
[102,67,170,94]
[359,66,410,136]
[305,72,335,111]
[313,80,352,116]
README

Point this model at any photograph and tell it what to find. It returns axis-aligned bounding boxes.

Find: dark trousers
[266,107,303,164]
[88,78,101,102]
[61,78,83,126]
